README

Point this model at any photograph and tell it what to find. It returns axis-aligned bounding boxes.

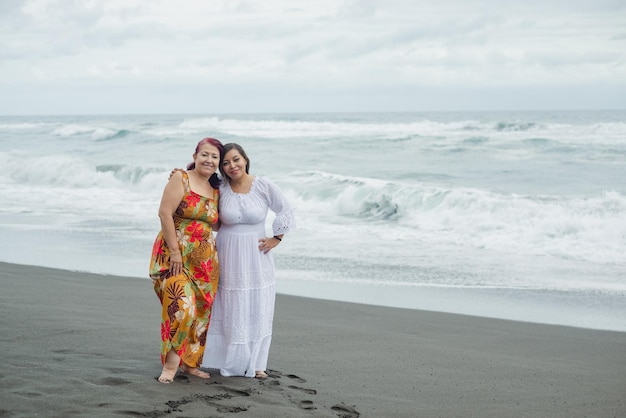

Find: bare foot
[181,364,210,379]
[158,365,177,384]
[158,349,180,384]
[255,370,268,379]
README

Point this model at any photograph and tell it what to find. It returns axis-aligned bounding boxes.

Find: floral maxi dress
[149,171,220,368]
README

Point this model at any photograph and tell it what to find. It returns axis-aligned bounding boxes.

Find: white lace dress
[202,176,295,377]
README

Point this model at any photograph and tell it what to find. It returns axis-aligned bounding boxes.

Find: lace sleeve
[260,177,296,235]
[273,210,296,235]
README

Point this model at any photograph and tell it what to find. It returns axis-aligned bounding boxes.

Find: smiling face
[222,148,249,181]
[193,143,220,177]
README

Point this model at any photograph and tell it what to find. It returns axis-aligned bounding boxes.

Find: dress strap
[181,171,191,193]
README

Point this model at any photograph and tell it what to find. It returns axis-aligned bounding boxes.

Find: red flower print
[178,341,187,357]
[152,238,165,257]
[186,222,204,243]
[193,259,213,282]
[185,193,200,207]
[204,291,214,307]
[161,320,171,342]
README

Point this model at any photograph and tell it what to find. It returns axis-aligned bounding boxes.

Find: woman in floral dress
[149,137,223,384]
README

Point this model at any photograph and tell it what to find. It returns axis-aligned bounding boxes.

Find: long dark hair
[220,143,250,182]
[187,137,224,189]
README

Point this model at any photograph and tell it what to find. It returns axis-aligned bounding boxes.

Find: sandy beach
[0,261,624,417]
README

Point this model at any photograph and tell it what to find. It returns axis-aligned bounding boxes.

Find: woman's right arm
[158,170,185,276]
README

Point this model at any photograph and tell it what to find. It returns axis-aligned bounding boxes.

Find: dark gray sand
[0,262,624,417]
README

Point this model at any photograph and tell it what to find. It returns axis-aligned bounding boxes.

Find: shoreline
[1,261,625,417]
[276,270,626,332]
[3,248,625,333]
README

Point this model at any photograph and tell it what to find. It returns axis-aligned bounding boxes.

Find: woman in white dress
[202,143,296,378]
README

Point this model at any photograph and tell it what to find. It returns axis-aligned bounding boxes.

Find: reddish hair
[187,137,224,189]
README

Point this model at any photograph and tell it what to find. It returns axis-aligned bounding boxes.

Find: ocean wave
[0,151,164,189]
[461,136,489,145]
[95,164,164,185]
[495,121,540,131]
[24,114,626,152]
[177,116,481,140]
[169,117,626,162]
[0,122,50,130]
[96,129,132,141]
[2,112,624,302]
[51,123,133,141]
[284,171,626,264]
[521,137,551,146]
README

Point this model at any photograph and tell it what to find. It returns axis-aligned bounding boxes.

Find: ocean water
[1,111,624,331]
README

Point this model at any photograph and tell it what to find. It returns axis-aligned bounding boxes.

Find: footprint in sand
[260,369,283,389]
[215,404,248,413]
[260,379,281,388]
[298,400,316,410]
[288,385,317,395]
[286,374,307,383]
[261,369,360,416]
[331,403,360,417]
[266,369,282,378]
[266,369,306,382]
[99,377,131,386]
[118,386,253,417]
[220,386,255,397]
[173,374,190,384]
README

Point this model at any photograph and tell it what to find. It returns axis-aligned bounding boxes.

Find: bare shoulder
[169,169,185,181]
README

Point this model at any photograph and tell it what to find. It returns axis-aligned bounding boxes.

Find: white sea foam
[283,171,625,265]
[1,111,624,330]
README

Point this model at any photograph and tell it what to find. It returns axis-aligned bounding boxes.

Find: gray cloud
[0,0,624,113]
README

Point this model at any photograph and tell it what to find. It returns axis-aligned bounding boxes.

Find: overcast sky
[1,0,625,115]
